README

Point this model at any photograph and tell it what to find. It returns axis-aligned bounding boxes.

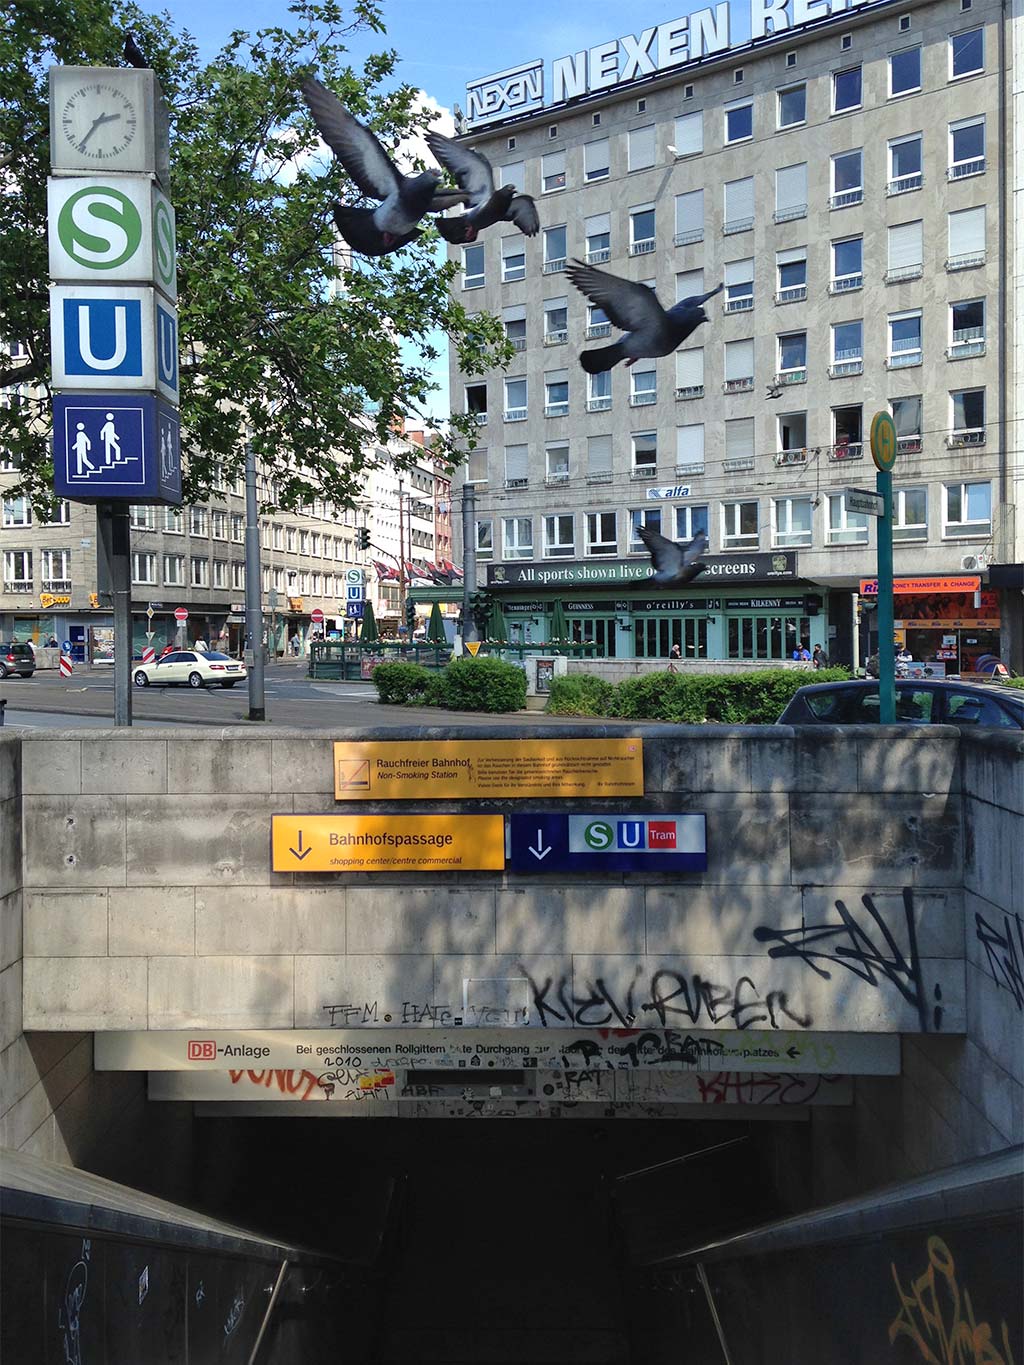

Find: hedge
[546,667,851,723]
[373,656,527,713]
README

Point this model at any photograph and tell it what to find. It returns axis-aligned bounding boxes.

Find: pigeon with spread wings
[426,131,540,243]
[301,78,467,256]
[638,527,709,588]
[566,259,723,372]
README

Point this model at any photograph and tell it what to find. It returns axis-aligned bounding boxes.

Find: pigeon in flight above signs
[301,78,467,257]
[425,132,540,243]
[638,527,709,588]
[565,261,723,373]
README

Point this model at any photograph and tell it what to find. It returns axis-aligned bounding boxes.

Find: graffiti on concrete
[975,911,1024,1011]
[753,887,941,1031]
[58,1238,91,1365]
[889,1234,1017,1364]
[322,1000,529,1027]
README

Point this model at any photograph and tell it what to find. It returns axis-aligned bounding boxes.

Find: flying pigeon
[425,132,540,243]
[123,32,149,68]
[638,527,709,588]
[565,261,723,373]
[301,78,467,257]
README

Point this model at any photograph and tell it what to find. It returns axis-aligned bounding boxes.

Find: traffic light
[405,598,416,630]
[468,588,491,634]
[356,527,370,551]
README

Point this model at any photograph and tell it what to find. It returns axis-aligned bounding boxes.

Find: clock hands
[79,110,122,149]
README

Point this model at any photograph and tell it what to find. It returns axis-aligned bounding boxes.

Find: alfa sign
[50,285,179,403]
[47,177,177,300]
[508,812,707,872]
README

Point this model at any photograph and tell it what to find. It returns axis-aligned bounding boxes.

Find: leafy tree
[0,0,507,508]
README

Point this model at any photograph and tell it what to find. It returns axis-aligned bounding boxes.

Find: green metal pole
[876,467,896,724]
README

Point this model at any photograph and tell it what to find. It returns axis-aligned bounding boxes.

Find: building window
[776,248,807,302]
[832,404,863,459]
[888,133,923,194]
[724,338,754,393]
[950,27,984,79]
[724,259,754,312]
[190,557,209,587]
[725,99,752,143]
[543,225,567,274]
[548,125,558,139]
[949,388,985,445]
[886,220,923,281]
[673,190,703,246]
[544,370,569,418]
[502,517,533,559]
[674,504,709,541]
[285,526,297,551]
[130,505,155,530]
[2,495,30,527]
[629,205,656,255]
[629,507,661,551]
[586,370,612,412]
[503,443,528,490]
[231,561,246,591]
[672,111,703,157]
[131,552,157,584]
[544,515,574,558]
[189,507,208,536]
[592,112,601,127]
[733,68,744,84]
[777,331,807,381]
[630,364,657,406]
[944,481,990,536]
[507,137,516,150]
[503,377,527,423]
[586,302,610,337]
[949,116,985,178]
[830,319,863,376]
[42,500,71,525]
[893,488,928,541]
[777,83,805,127]
[840,33,852,50]
[543,297,568,346]
[724,176,755,234]
[587,434,612,480]
[721,500,759,551]
[631,431,657,474]
[772,497,813,548]
[827,493,869,544]
[584,138,610,181]
[830,149,863,207]
[503,309,527,349]
[585,213,610,263]
[899,13,912,31]
[466,383,488,421]
[164,555,184,585]
[40,548,71,588]
[777,411,807,461]
[212,510,228,540]
[888,310,923,368]
[497,161,525,192]
[545,442,570,481]
[675,349,705,400]
[774,163,806,223]
[889,47,921,95]
[542,149,566,192]
[892,395,922,452]
[2,550,32,590]
[231,512,245,541]
[499,237,525,284]
[586,511,617,556]
[473,520,493,562]
[212,560,228,589]
[463,243,485,289]
[684,83,694,99]
[676,423,705,470]
[724,417,755,470]
[627,124,656,171]
[948,297,986,357]
[832,66,862,113]
[676,268,704,302]
[947,205,986,269]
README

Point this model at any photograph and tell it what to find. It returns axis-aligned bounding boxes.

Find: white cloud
[394,92,454,173]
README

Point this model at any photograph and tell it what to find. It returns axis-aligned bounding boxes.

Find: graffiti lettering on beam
[889,1235,1017,1365]
[975,911,1024,1011]
[754,888,944,1032]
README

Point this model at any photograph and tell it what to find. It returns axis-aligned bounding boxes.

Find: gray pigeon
[638,527,709,587]
[425,132,540,243]
[301,78,467,257]
[566,261,723,372]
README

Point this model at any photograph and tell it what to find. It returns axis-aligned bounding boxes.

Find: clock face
[60,81,138,162]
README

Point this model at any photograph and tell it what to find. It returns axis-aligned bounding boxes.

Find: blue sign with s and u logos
[508,813,707,873]
[50,285,178,404]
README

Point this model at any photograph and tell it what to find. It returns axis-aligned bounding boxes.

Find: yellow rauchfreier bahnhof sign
[333,738,644,801]
[271,814,505,873]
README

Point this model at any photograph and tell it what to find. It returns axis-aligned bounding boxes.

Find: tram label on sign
[509,812,707,873]
[271,814,505,872]
[333,739,644,800]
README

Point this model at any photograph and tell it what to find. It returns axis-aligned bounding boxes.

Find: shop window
[727,613,809,661]
[636,615,708,660]
[943,481,991,537]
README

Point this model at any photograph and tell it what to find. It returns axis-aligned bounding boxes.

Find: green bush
[372,661,434,705]
[435,656,527,713]
[1002,676,1024,691]
[546,674,616,716]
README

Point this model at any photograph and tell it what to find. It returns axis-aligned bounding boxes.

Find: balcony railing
[886,347,922,369]
[673,228,703,246]
[885,264,923,283]
[946,252,985,271]
[897,435,922,454]
[544,330,568,346]
[724,216,755,234]
[469,411,488,425]
[675,384,704,400]
[947,158,985,180]
[675,462,705,477]
[544,402,569,418]
[585,247,610,264]
[829,273,862,293]
[629,238,656,256]
[775,284,807,304]
[41,578,72,591]
[776,368,806,385]
[774,448,808,467]
[723,456,755,472]
[723,377,754,393]
[945,428,986,447]
[586,471,614,484]
[630,390,657,406]
[886,172,923,195]
[827,441,863,461]
[3,581,33,593]
[773,204,807,224]
[508,336,527,351]
[724,296,754,313]
[630,466,658,479]
[586,396,612,412]
[503,477,529,490]
[545,471,570,485]
[829,188,864,209]
[586,322,611,339]
[828,356,863,377]
[543,257,566,274]
[503,407,527,422]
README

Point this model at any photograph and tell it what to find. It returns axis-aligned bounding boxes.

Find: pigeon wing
[425,132,494,208]
[679,282,724,309]
[565,261,666,335]
[301,78,400,200]
[637,524,687,576]
[682,529,709,566]
[508,194,540,236]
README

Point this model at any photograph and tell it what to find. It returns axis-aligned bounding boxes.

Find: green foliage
[371,661,433,704]
[437,657,526,713]
[547,667,852,723]
[1001,676,1024,690]
[0,0,511,507]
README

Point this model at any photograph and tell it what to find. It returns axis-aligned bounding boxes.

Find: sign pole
[869,412,898,725]
[461,482,478,643]
[96,503,132,725]
[244,439,266,721]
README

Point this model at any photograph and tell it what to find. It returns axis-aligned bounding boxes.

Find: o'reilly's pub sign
[466,0,888,125]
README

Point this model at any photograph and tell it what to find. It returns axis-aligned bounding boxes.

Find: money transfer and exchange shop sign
[334,739,644,801]
[271,814,505,873]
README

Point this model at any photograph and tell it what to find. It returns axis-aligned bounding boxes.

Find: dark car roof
[789,679,1020,697]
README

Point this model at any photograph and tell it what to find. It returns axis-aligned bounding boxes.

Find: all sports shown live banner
[96,1029,900,1077]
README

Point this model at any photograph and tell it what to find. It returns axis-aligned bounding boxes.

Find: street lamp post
[244,440,266,721]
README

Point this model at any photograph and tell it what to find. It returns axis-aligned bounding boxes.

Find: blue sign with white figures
[508,812,707,873]
[53,393,181,505]
[346,600,365,619]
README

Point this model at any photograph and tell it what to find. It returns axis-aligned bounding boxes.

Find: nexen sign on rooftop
[465,0,886,126]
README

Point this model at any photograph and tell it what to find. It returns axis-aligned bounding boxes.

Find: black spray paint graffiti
[753,888,941,1032]
[975,911,1024,1011]
[58,1238,90,1365]
[519,964,812,1031]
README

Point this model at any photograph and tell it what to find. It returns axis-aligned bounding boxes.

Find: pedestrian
[194,637,208,653]
[669,643,681,659]
[290,633,301,656]
[792,641,811,661]
[812,644,828,669]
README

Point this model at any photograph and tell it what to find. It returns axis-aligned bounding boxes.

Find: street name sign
[52,393,180,504]
[333,738,644,801]
[271,814,505,873]
[509,812,707,873]
[95,1028,901,1076]
[844,487,885,518]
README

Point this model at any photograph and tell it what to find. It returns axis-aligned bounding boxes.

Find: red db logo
[187,1040,216,1060]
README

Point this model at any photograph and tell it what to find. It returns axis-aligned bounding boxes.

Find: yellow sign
[40,593,71,608]
[870,410,897,472]
[271,814,505,873]
[464,641,481,656]
[333,739,644,801]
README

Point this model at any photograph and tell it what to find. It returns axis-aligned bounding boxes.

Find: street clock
[49,67,170,184]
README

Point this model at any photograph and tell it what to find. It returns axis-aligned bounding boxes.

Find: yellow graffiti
[889,1235,1016,1365]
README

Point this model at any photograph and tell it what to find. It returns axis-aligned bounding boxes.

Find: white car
[133,649,247,689]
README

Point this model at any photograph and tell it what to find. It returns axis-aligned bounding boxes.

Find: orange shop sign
[859,576,980,596]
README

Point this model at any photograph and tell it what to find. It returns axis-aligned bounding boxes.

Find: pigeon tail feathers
[332,204,420,256]
[579,342,626,373]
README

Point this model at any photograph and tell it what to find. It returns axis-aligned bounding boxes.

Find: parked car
[0,644,36,679]
[777,679,1024,729]
[132,650,247,689]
